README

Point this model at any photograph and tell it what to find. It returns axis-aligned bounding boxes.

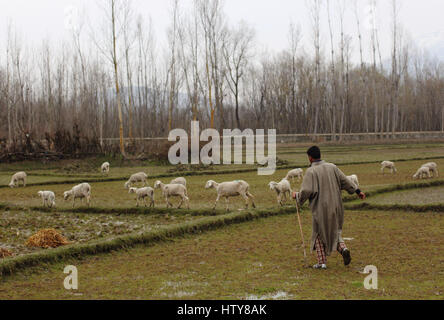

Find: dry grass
[25,229,70,249]
[0,209,207,257]
[0,208,295,277]
[0,248,13,259]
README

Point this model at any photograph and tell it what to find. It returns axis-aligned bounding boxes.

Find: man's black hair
[307,146,321,160]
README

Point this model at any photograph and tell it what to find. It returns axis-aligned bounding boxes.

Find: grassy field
[277,143,444,164]
[0,209,207,256]
[0,211,442,300]
[0,142,443,299]
[363,186,444,205]
[2,159,444,210]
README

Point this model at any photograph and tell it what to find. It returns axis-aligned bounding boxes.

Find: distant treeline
[0,0,443,156]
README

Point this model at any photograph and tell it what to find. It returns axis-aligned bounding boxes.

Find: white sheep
[129,187,155,207]
[268,179,292,206]
[63,183,92,208]
[124,172,148,189]
[413,166,431,180]
[205,180,256,211]
[422,162,439,178]
[9,172,27,188]
[101,162,110,175]
[347,174,359,189]
[381,161,397,174]
[285,168,304,181]
[154,180,190,209]
[37,191,56,208]
[170,177,187,187]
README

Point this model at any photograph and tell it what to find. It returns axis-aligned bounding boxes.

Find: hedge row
[345,202,444,213]
[342,179,444,203]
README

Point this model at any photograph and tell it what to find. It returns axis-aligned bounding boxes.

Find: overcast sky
[1,0,444,62]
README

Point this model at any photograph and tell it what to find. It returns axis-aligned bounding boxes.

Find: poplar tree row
[0,0,443,155]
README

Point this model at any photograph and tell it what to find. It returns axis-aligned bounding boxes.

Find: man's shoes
[342,249,352,266]
[313,264,327,270]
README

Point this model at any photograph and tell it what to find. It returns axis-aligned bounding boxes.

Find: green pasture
[0,142,443,299]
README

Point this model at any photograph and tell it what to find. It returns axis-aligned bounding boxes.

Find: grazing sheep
[154,180,190,209]
[37,191,56,208]
[285,168,304,181]
[129,187,155,207]
[63,183,91,208]
[9,172,27,188]
[268,179,292,206]
[347,174,359,189]
[101,162,110,175]
[170,177,187,187]
[205,180,256,211]
[413,166,431,180]
[381,161,397,174]
[124,172,148,189]
[422,162,439,178]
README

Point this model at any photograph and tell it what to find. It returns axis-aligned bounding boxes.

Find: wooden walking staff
[294,193,307,264]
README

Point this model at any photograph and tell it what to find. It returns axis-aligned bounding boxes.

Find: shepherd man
[292,146,366,270]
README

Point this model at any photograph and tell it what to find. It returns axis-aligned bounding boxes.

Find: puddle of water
[159,280,209,298]
[171,291,196,298]
[246,291,290,300]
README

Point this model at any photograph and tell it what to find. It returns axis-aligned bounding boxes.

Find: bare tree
[354,0,369,133]
[369,0,379,133]
[223,21,254,129]
[288,23,302,132]
[307,0,322,135]
[122,2,136,139]
[167,0,180,132]
[4,23,13,144]
[178,2,203,122]
[338,0,350,138]
[326,0,337,139]
[390,0,401,135]
[92,0,129,156]
[197,0,227,131]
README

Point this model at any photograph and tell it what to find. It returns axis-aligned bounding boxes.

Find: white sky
[1,0,443,62]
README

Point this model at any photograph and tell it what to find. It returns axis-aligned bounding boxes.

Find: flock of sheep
[412,162,439,179]
[380,160,439,179]
[6,160,439,211]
